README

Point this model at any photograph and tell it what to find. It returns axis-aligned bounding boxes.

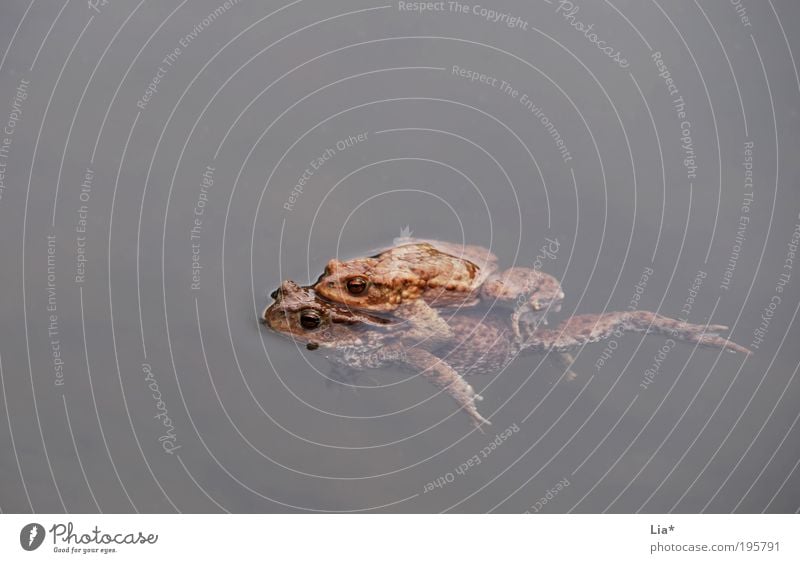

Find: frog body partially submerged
[264,280,750,429]
[313,239,565,342]
[264,280,494,427]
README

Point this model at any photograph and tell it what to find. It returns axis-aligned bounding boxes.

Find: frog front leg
[481,267,565,341]
[393,299,455,345]
[402,346,491,431]
[551,351,578,381]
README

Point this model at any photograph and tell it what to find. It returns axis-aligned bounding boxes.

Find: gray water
[1,0,799,513]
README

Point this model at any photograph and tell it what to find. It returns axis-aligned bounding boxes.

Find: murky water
[1,0,799,513]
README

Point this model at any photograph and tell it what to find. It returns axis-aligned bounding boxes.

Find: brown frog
[263,280,751,430]
[313,239,565,343]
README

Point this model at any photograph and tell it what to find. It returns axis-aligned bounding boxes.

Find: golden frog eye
[346,276,368,295]
[299,309,322,330]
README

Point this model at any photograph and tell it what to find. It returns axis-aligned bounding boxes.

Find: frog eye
[299,309,322,330]
[270,289,279,299]
[346,276,368,295]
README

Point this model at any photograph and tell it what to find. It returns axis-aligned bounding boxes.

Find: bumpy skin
[518,311,752,355]
[480,266,565,339]
[263,280,391,349]
[313,239,565,342]
[264,280,750,429]
[264,281,491,427]
[318,241,495,310]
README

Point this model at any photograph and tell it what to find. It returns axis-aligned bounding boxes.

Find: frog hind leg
[393,299,455,345]
[402,347,491,431]
[521,311,751,355]
[482,267,565,340]
[323,363,364,389]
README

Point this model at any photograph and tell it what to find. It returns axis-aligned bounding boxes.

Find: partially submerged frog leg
[323,362,364,390]
[551,352,578,381]
[520,311,751,355]
[482,267,565,341]
[402,347,491,431]
[393,299,455,345]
